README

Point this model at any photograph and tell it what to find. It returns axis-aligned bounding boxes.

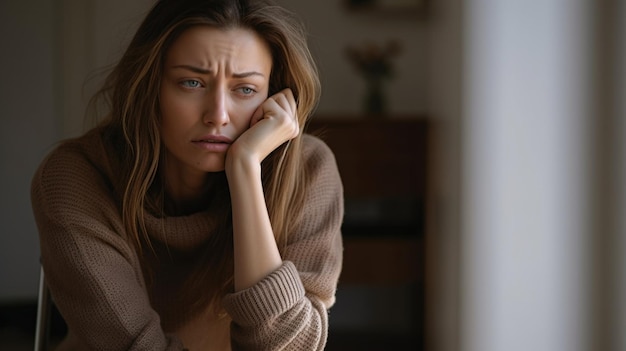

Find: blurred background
[1,0,625,350]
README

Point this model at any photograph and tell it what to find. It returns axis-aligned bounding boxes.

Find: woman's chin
[201,162,226,173]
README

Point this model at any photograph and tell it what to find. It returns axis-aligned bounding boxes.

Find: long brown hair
[92,0,320,313]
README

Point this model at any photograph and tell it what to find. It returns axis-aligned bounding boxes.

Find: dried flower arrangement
[346,40,402,115]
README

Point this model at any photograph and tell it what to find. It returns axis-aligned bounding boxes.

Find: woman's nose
[202,88,229,126]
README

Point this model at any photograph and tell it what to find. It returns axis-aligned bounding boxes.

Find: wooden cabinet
[306,117,428,200]
[306,116,429,349]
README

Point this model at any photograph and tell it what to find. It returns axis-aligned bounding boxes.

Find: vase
[364,78,386,116]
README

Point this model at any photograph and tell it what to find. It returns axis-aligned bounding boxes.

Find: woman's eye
[238,87,256,95]
[180,80,202,88]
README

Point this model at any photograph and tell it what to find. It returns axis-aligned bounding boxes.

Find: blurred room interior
[1,0,625,351]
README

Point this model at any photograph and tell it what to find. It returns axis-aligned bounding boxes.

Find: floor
[0,301,63,350]
[0,302,421,350]
[0,328,34,351]
[0,301,36,350]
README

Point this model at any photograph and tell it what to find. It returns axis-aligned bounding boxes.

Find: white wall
[617,4,626,349]
[0,0,59,300]
[608,2,626,349]
[425,0,463,349]
[58,0,153,138]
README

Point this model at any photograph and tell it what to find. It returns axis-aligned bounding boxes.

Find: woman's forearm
[226,155,282,291]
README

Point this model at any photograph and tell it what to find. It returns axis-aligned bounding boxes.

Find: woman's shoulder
[300,133,342,187]
[301,133,337,167]
[36,128,105,174]
[32,127,117,203]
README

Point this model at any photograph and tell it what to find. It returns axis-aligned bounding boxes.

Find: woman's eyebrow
[170,64,265,78]
[171,64,210,74]
[232,71,265,79]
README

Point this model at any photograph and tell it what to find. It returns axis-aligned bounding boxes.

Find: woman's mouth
[192,135,232,152]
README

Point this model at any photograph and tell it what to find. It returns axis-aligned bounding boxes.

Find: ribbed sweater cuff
[223,261,305,327]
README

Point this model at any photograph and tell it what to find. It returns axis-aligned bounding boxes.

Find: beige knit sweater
[31,127,344,351]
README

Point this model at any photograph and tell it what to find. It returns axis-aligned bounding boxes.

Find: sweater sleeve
[222,135,344,351]
[31,144,185,351]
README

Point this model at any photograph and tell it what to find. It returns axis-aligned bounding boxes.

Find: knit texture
[31,128,344,351]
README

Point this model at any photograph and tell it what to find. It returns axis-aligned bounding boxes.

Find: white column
[460,1,592,351]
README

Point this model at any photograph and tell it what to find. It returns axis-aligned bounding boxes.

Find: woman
[30,0,343,350]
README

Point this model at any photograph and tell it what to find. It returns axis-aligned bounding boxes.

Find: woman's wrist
[225,146,262,182]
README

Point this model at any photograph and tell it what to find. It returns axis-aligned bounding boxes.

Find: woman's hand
[225,88,299,173]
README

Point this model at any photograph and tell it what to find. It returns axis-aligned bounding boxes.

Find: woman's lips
[192,135,232,152]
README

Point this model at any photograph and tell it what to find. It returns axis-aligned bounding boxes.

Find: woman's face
[160,26,272,175]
